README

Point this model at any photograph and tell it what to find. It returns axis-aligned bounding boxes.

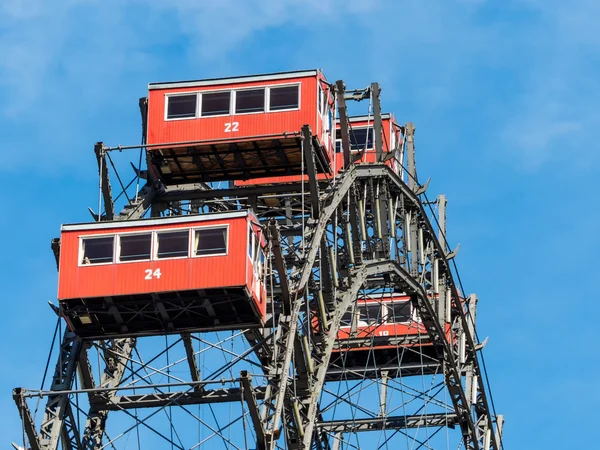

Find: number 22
[224,122,239,132]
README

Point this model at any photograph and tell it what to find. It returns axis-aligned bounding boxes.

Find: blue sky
[1,0,599,447]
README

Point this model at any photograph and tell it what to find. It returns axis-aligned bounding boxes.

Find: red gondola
[57,210,267,338]
[145,69,335,184]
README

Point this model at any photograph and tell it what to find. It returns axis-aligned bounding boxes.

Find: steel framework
[13,80,504,450]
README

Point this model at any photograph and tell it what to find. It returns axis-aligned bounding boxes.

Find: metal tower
[13,79,504,450]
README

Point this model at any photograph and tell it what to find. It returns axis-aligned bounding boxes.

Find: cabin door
[319,84,335,158]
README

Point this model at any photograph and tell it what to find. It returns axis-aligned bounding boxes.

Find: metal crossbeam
[103,386,266,410]
[317,413,458,433]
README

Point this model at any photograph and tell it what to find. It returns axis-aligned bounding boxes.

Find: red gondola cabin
[146,69,335,184]
[57,210,267,338]
[326,294,451,379]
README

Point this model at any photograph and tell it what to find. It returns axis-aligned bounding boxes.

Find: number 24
[144,268,162,280]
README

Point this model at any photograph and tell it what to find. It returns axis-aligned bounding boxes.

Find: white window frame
[191,224,229,258]
[335,125,375,154]
[164,93,199,122]
[338,298,415,329]
[199,89,234,118]
[247,223,255,261]
[266,83,301,113]
[154,228,192,261]
[380,300,413,324]
[116,231,154,264]
[78,234,116,267]
[233,87,267,116]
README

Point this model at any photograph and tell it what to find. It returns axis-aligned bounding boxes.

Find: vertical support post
[379,371,388,417]
[302,125,320,219]
[409,212,419,278]
[181,333,202,389]
[240,371,267,450]
[36,331,83,450]
[436,266,446,328]
[94,142,114,221]
[378,182,390,255]
[465,366,476,408]
[138,97,148,147]
[405,123,417,191]
[331,432,342,450]
[371,83,384,162]
[484,423,492,450]
[82,338,135,449]
[438,194,447,252]
[467,294,478,339]
[494,414,505,449]
[269,223,291,314]
[335,80,352,170]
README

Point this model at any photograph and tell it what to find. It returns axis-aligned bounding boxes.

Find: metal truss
[14,80,503,450]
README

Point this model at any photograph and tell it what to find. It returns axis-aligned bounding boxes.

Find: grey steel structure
[13,80,504,450]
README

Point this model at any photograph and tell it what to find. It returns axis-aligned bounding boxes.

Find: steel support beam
[302,125,320,219]
[317,413,459,433]
[405,123,417,191]
[105,386,267,411]
[94,142,114,221]
[371,83,384,163]
[438,194,447,252]
[13,389,41,450]
[335,80,352,170]
[37,331,82,450]
[241,371,267,450]
[81,338,135,449]
[181,333,201,388]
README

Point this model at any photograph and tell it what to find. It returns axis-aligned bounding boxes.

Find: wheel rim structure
[13,80,503,450]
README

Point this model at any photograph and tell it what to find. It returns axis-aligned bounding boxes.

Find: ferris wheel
[13,70,503,450]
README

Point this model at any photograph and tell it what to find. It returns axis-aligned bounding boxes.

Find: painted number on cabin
[144,268,162,280]
[224,122,239,132]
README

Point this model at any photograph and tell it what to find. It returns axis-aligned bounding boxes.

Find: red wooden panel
[58,216,248,300]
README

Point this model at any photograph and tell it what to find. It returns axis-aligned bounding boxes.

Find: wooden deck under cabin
[60,286,264,339]
[148,134,331,184]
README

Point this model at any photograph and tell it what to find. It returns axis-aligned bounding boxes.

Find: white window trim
[247,222,254,261]
[199,90,233,118]
[116,231,154,264]
[163,82,302,122]
[191,224,229,258]
[338,300,414,328]
[78,234,116,267]
[266,83,301,113]
[380,300,413,325]
[164,93,199,122]
[335,126,375,153]
[154,229,193,261]
[233,87,267,115]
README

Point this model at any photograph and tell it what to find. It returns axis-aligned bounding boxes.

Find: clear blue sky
[2,0,598,448]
